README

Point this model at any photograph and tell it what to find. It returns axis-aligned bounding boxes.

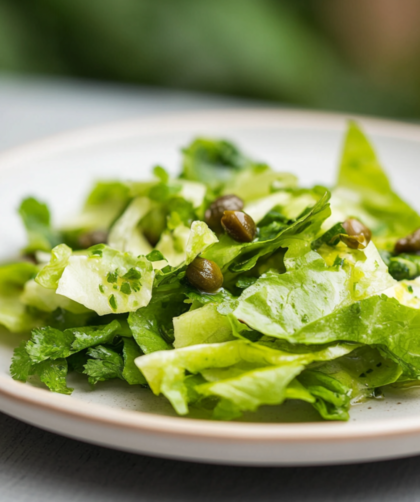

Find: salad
[3,122,420,422]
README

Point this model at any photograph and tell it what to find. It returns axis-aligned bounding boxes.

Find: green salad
[4,121,420,421]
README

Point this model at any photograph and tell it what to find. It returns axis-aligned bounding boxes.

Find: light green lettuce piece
[178,180,207,209]
[135,340,355,415]
[173,303,234,348]
[309,346,402,404]
[245,189,320,224]
[290,295,420,378]
[108,196,152,255]
[317,241,396,301]
[199,363,305,419]
[21,279,89,314]
[155,224,191,267]
[327,122,420,249]
[56,245,154,315]
[62,181,130,233]
[18,197,61,253]
[0,262,41,333]
[233,244,395,340]
[383,277,420,309]
[222,165,297,202]
[35,244,72,289]
[185,221,218,264]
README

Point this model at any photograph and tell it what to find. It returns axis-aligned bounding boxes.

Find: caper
[186,257,223,293]
[78,230,108,249]
[341,218,372,249]
[205,195,244,233]
[395,228,420,254]
[221,210,257,243]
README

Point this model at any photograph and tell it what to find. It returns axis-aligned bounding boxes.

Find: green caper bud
[186,257,224,293]
[395,228,420,254]
[78,230,108,249]
[221,210,257,243]
[205,195,244,233]
[341,218,372,249]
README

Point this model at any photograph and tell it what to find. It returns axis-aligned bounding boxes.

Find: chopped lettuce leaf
[297,370,351,421]
[56,245,154,315]
[35,244,72,289]
[199,363,305,419]
[21,279,89,314]
[0,262,41,333]
[185,221,218,264]
[18,197,61,253]
[135,340,355,415]
[108,197,152,256]
[122,338,147,385]
[62,181,130,234]
[128,289,188,354]
[311,345,402,403]
[233,244,394,340]
[328,122,420,248]
[245,188,321,224]
[222,165,297,201]
[155,225,190,267]
[292,295,420,378]
[173,303,234,348]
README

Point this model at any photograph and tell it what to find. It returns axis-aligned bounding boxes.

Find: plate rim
[2,107,420,447]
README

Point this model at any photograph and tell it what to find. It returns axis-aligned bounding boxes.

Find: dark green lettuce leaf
[128,289,188,354]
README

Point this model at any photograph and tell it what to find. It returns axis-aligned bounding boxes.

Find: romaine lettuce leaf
[328,122,420,248]
[199,363,305,419]
[0,262,41,332]
[135,340,355,415]
[108,197,152,255]
[128,289,188,354]
[56,245,154,315]
[173,303,234,348]
[122,338,146,385]
[35,244,72,289]
[21,279,89,314]
[309,345,402,403]
[155,225,190,267]
[222,165,297,202]
[291,295,420,378]
[185,221,218,264]
[232,243,394,340]
[18,197,61,253]
[61,181,130,236]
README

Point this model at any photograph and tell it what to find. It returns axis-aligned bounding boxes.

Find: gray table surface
[1,74,420,502]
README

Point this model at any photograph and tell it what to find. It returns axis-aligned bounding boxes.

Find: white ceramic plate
[2,109,420,466]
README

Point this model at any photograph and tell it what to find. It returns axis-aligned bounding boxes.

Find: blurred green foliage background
[1,0,420,118]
